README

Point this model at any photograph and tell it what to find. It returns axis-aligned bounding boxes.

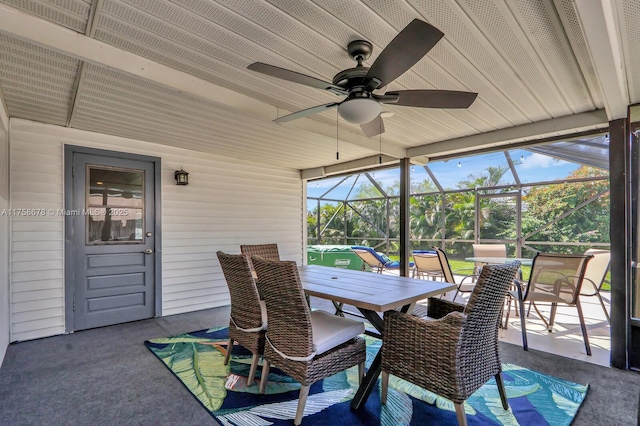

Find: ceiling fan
[247,19,477,138]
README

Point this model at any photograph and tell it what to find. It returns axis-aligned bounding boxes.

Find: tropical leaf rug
[144,327,588,425]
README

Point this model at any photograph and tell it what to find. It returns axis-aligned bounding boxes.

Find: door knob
[143,249,153,254]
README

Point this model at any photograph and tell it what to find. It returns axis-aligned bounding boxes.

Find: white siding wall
[0,103,9,364]
[9,119,304,342]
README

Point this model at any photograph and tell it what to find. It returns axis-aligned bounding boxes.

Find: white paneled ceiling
[0,0,635,174]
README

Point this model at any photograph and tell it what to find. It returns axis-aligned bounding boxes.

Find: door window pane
[87,166,144,244]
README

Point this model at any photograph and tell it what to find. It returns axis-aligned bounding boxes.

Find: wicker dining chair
[252,257,366,426]
[509,252,593,355]
[216,251,267,385]
[240,243,280,272]
[381,262,520,426]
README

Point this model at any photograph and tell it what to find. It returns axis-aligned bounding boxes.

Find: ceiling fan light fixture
[338,98,381,124]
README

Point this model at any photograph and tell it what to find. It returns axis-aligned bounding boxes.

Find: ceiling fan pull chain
[379,119,382,164]
[336,109,339,160]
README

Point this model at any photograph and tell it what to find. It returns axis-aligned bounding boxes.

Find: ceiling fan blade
[248,62,344,93]
[365,19,444,89]
[384,90,478,108]
[360,115,385,138]
[274,102,340,123]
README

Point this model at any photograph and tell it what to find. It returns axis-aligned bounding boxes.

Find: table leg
[350,308,382,409]
[332,300,345,317]
[350,305,411,410]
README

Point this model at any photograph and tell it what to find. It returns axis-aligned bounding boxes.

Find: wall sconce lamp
[175,168,189,185]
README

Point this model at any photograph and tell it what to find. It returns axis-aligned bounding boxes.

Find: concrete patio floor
[315,267,612,367]
[497,292,611,367]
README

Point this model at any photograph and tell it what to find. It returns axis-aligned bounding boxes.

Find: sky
[307,148,581,208]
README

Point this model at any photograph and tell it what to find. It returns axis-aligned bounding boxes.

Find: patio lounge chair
[351,246,412,273]
[352,247,391,273]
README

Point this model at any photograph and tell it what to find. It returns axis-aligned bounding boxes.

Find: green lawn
[448,259,531,282]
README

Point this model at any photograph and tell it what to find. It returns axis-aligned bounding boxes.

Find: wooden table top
[298,265,456,312]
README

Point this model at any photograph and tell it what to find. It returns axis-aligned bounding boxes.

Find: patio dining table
[465,256,531,328]
[298,265,456,410]
[465,256,533,266]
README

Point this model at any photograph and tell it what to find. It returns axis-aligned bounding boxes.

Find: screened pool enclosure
[306,134,610,263]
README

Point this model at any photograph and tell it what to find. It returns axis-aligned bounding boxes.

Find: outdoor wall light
[175,168,189,185]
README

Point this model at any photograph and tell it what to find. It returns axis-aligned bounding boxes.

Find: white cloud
[520,153,568,170]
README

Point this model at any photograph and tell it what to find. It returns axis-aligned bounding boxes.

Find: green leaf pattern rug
[145,327,588,425]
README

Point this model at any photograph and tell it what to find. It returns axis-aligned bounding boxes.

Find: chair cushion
[259,300,268,330]
[310,310,365,355]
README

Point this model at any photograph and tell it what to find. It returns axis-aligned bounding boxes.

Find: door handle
[143,249,153,254]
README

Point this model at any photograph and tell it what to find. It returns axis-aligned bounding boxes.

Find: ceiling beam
[0,3,405,159]
[573,0,629,120]
[301,110,608,177]
[66,0,103,127]
[407,110,608,158]
[314,155,398,178]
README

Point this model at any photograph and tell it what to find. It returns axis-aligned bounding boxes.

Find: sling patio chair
[509,252,594,355]
[412,251,445,281]
[409,250,447,317]
[381,262,521,426]
[471,243,507,274]
[432,246,478,302]
[580,248,611,323]
[252,257,366,426]
[216,251,267,385]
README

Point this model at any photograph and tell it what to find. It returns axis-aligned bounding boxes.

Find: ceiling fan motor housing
[347,40,373,62]
[332,67,369,89]
[333,40,374,89]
